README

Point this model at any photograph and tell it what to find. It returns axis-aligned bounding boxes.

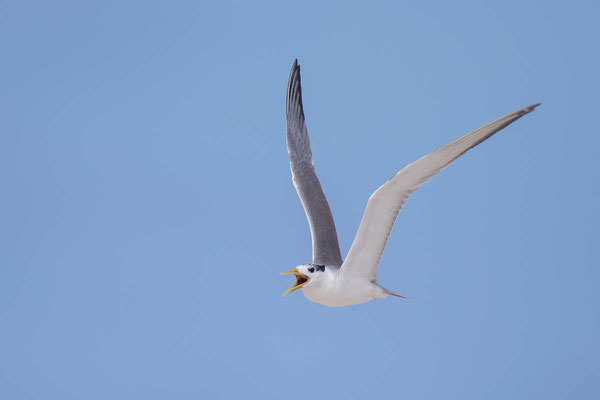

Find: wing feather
[286,59,343,267]
[341,103,541,280]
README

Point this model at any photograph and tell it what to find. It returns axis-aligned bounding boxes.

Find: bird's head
[281,264,326,296]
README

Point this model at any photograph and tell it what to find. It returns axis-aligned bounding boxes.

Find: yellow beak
[281,268,310,296]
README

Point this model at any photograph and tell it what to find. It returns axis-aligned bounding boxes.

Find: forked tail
[379,284,410,300]
[387,290,409,299]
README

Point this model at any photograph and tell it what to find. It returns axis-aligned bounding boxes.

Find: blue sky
[1,0,599,398]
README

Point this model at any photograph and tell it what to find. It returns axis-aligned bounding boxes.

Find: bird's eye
[308,267,314,273]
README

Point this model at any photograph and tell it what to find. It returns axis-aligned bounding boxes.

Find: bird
[281,59,539,307]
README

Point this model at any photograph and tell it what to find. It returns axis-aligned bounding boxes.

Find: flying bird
[281,59,539,307]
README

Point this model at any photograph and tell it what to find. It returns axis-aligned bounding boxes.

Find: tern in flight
[281,59,539,307]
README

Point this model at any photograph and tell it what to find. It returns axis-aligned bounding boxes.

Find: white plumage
[282,59,539,307]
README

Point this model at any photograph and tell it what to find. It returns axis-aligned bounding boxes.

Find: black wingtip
[291,59,300,76]
[290,58,299,74]
[287,58,304,117]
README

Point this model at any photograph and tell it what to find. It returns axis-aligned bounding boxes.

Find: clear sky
[1,0,599,398]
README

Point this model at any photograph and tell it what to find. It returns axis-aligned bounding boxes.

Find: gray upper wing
[286,59,343,267]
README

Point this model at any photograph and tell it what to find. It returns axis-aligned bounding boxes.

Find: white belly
[302,280,387,307]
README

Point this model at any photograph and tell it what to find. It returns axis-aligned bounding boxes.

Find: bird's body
[281,59,539,307]
[296,265,390,307]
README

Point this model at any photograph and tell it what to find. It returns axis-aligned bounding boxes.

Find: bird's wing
[340,103,540,280]
[286,59,343,267]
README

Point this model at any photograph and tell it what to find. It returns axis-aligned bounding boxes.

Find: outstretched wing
[341,103,541,280]
[286,59,343,267]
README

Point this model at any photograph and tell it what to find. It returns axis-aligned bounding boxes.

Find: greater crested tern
[282,59,539,307]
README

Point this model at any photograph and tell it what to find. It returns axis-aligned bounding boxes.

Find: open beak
[281,268,310,296]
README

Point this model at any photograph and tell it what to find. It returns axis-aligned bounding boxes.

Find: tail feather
[388,291,409,299]
[381,286,410,300]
